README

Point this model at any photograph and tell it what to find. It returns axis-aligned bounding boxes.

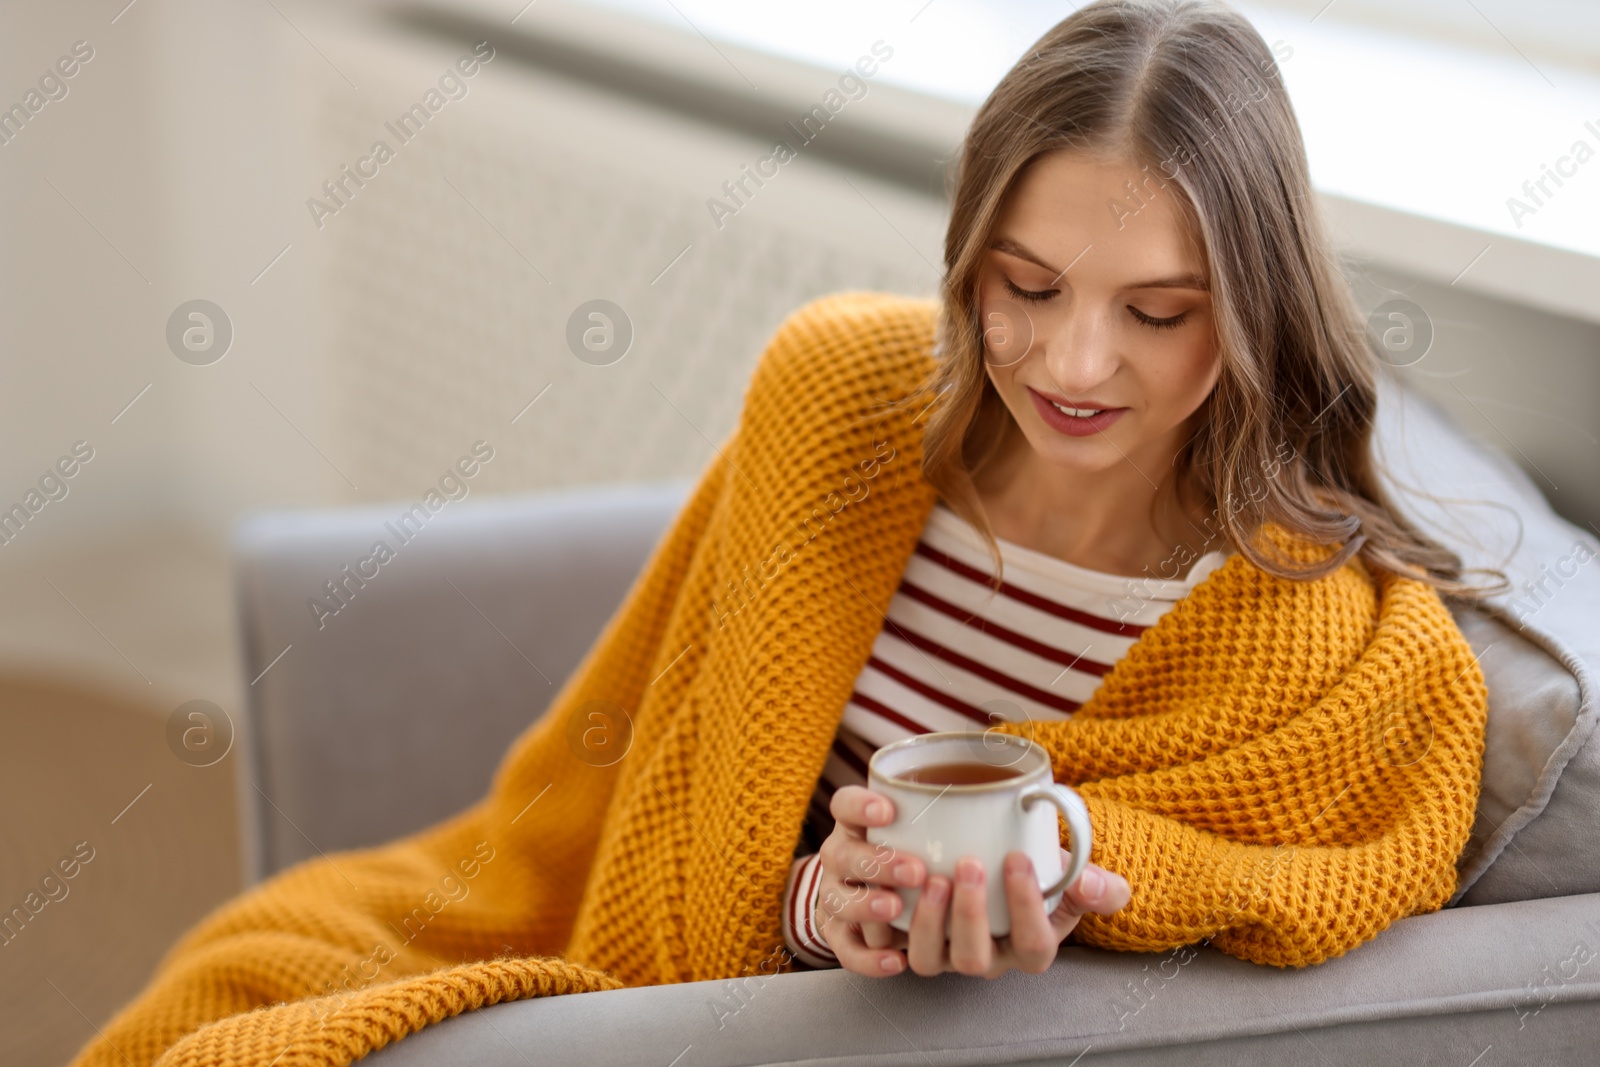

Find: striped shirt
[782,501,1229,968]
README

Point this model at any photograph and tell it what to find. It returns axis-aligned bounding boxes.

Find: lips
[1026,387,1127,437]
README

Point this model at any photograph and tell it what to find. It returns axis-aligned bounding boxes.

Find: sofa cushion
[1448,607,1584,903]
[1372,376,1599,904]
[231,480,693,877]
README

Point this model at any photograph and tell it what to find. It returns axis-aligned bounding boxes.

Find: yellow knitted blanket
[73,291,1487,1067]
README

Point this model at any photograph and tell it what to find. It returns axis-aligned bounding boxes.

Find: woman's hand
[813,785,927,975]
[814,784,1131,978]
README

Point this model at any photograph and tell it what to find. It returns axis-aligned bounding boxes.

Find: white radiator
[303,2,954,503]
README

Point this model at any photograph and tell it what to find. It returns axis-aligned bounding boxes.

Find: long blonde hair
[920,0,1498,597]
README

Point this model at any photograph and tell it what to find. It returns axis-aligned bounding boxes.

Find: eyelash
[1003,278,1056,304]
[1001,278,1189,331]
[1129,306,1189,331]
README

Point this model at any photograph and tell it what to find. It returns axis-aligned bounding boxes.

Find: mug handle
[1019,782,1093,901]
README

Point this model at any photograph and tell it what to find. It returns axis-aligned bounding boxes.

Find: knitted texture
[69,291,1487,1067]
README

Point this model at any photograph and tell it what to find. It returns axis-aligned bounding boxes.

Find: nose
[1039,304,1119,398]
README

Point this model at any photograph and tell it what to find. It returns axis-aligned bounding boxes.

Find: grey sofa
[231,375,1600,1065]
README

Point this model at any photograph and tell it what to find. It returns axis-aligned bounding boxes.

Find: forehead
[992,148,1205,283]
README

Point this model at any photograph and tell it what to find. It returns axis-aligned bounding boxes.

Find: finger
[819,914,905,977]
[817,868,904,929]
[829,784,896,835]
[946,857,993,976]
[827,787,925,889]
[815,838,913,929]
[905,875,952,976]
[870,924,911,954]
[1051,858,1132,928]
[998,851,1058,974]
[828,830,924,891]
[862,920,896,949]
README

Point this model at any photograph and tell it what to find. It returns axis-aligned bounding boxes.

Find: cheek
[1142,334,1220,418]
[982,358,1015,400]
[977,289,1038,367]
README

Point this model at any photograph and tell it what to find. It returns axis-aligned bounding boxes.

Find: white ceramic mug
[864,730,1092,937]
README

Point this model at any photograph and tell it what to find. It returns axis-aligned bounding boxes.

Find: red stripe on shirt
[788,856,809,955]
[914,540,1148,637]
[830,737,869,778]
[879,617,1083,713]
[896,577,1114,677]
[802,854,833,956]
[866,654,1029,727]
[847,689,933,737]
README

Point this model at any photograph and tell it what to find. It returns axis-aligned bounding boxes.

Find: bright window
[565,0,1600,262]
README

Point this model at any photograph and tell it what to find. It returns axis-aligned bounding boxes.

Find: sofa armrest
[230,480,691,880]
[366,891,1600,1066]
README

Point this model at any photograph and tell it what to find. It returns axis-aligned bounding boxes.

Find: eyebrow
[989,236,1210,292]
[990,237,1062,274]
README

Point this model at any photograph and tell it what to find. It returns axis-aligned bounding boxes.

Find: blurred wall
[1,2,332,546]
[0,0,331,714]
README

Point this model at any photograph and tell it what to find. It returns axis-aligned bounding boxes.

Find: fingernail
[867,800,887,822]
[871,895,896,918]
[881,953,903,974]
[924,878,949,905]
[895,861,920,885]
[957,860,983,887]
[1080,867,1106,900]
[1007,853,1033,878]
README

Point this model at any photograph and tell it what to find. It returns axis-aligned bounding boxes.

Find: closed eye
[1129,306,1188,331]
[1003,278,1056,303]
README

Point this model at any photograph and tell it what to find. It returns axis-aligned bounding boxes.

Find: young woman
[73,3,1496,1061]
[780,0,1494,980]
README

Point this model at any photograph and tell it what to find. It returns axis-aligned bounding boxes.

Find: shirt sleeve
[782,852,839,969]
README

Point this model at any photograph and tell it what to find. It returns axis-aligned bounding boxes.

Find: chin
[1019,425,1128,474]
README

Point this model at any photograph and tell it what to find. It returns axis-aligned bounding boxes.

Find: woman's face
[978,149,1221,482]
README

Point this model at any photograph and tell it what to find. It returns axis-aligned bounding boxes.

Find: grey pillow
[1372,375,1599,905]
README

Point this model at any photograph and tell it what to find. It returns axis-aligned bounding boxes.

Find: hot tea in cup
[896,760,1028,786]
[865,730,1092,937]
